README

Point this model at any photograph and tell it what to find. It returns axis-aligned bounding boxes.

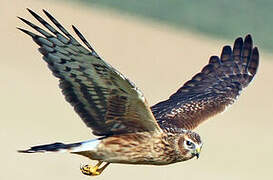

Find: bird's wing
[151,35,259,131]
[19,9,162,136]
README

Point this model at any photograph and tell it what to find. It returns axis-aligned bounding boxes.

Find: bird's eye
[186,140,194,147]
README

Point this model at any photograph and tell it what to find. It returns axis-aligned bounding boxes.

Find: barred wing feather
[152,35,259,132]
[18,9,161,136]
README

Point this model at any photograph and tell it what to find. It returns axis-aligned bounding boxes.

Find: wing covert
[19,9,162,136]
[151,35,259,132]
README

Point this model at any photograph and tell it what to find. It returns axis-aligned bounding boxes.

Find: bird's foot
[80,161,110,176]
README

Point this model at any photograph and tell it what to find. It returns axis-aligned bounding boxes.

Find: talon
[80,164,97,176]
[80,161,110,176]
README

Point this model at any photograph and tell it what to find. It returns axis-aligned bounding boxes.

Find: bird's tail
[18,139,101,153]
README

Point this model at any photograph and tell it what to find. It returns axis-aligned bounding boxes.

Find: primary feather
[18,9,161,136]
[152,35,259,131]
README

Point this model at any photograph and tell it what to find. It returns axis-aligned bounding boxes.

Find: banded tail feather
[18,139,101,153]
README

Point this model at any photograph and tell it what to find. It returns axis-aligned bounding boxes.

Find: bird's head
[177,131,203,161]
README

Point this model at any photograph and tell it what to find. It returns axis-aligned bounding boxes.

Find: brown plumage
[152,35,259,131]
[18,9,259,176]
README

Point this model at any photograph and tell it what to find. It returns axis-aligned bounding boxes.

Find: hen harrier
[18,9,259,176]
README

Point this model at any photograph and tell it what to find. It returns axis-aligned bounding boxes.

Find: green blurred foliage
[64,0,272,52]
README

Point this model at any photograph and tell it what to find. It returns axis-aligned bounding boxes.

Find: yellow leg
[80,161,110,176]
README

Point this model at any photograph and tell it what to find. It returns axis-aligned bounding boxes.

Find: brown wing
[151,35,259,132]
[18,9,162,136]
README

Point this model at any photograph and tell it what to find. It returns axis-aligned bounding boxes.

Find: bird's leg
[80,161,110,176]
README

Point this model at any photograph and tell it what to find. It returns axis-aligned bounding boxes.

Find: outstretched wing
[18,9,162,136]
[151,35,259,132]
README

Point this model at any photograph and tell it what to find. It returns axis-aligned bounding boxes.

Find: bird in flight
[18,9,259,176]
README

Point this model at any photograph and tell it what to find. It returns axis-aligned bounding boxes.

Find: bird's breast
[93,132,178,165]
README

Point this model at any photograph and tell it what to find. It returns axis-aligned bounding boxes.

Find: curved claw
[80,161,110,176]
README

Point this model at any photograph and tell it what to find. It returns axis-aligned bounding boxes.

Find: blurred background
[1,0,273,180]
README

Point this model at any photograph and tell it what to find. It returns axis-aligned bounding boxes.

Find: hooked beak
[194,147,201,159]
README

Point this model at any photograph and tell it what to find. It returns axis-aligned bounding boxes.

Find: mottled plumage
[152,36,258,131]
[18,9,259,176]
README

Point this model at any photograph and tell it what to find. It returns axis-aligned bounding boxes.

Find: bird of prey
[18,9,259,176]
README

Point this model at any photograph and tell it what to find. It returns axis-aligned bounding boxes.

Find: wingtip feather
[221,45,232,61]
[26,8,37,17]
[17,27,36,37]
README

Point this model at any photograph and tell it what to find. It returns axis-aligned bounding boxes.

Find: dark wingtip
[16,27,28,33]
[16,27,35,37]
[209,56,220,64]
[253,46,259,66]
[222,46,232,53]
[42,9,49,16]
[71,25,78,32]
[245,34,252,39]
[232,37,244,59]
[244,34,253,45]
[17,16,23,20]
[233,37,243,48]
[253,46,259,54]
[17,16,31,25]
[42,9,54,20]
[16,27,22,31]
[220,45,232,61]
[247,46,259,76]
[72,25,82,38]
[42,9,50,16]
[26,8,35,15]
